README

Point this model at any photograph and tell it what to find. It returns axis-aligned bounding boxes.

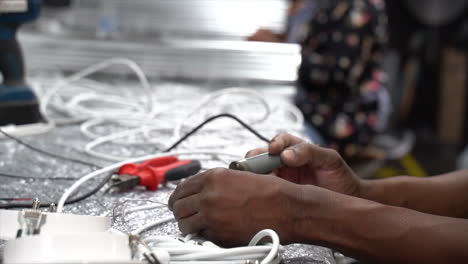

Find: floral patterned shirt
[294,0,390,153]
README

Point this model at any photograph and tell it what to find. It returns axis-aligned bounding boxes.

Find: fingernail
[282,149,295,160]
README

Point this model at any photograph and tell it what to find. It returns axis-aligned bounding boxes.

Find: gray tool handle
[229,153,283,174]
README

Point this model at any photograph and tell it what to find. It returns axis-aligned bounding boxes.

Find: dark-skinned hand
[168,168,306,246]
[246,133,362,197]
[168,133,362,246]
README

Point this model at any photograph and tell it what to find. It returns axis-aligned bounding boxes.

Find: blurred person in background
[249,0,391,159]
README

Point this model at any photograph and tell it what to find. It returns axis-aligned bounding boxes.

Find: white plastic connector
[0,209,111,240]
[151,249,171,264]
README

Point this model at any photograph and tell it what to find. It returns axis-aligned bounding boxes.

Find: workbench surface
[0,83,336,264]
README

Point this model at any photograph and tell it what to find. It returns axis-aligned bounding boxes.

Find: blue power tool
[0,0,42,126]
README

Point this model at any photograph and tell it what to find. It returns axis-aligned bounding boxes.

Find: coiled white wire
[110,197,282,264]
[139,229,281,264]
[35,58,300,263]
[171,87,272,140]
[81,88,281,161]
[38,58,157,124]
[32,58,303,162]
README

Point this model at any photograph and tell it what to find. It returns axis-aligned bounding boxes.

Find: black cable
[165,113,270,152]
[0,171,109,208]
[0,129,103,168]
[0,173,114,209]
[64,173,113,204]
[1,113,270,209]
[0,128,106,209]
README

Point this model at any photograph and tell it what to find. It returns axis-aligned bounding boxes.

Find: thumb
[280,143,344,170]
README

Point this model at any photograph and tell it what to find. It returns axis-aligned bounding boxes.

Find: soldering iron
[229,152,283,174]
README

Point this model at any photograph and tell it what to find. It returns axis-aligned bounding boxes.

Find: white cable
[170,247,271,261]
[82,88,274,161]
[110,199,168,220]
[25,59,303,264]
[248,229,280,264]
[83,126,166,161]
[141,229,281,264]
[40,59,303,211]
[124,204,166,216]
[39,58,157,123]
[172,87,272,140]
[131,216,175,236]
[56,151,242,212]
[81,119,172,161]
[0,122,55,138]
[36,61,302,161]
[80,117,173,142]
[80,118,107,139]
[111,201,280,263]
[65,93,148,119]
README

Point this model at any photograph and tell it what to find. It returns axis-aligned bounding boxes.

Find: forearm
[293,186,468,263]
[359,170,468,218]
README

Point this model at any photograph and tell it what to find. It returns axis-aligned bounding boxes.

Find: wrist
[358,177,411,207]
[290,185,353,244]
[291,186,394,257]
[358,178,392,202]
[276,181,313,244]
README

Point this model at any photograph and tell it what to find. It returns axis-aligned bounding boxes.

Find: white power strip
[0,209,111,240]
[0,208,281,264]
[4,232,135,264]
[0,209,138,264]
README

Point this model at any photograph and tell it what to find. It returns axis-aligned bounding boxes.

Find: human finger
[281,143,343,170]
[245,147,268,158]
[269,133,305,155]
[172,194,201,220]
[168,173,206,210]
[178,213,205,235]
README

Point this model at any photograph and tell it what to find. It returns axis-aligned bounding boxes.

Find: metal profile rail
[68,0,289,39]
[20,33,301,82]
